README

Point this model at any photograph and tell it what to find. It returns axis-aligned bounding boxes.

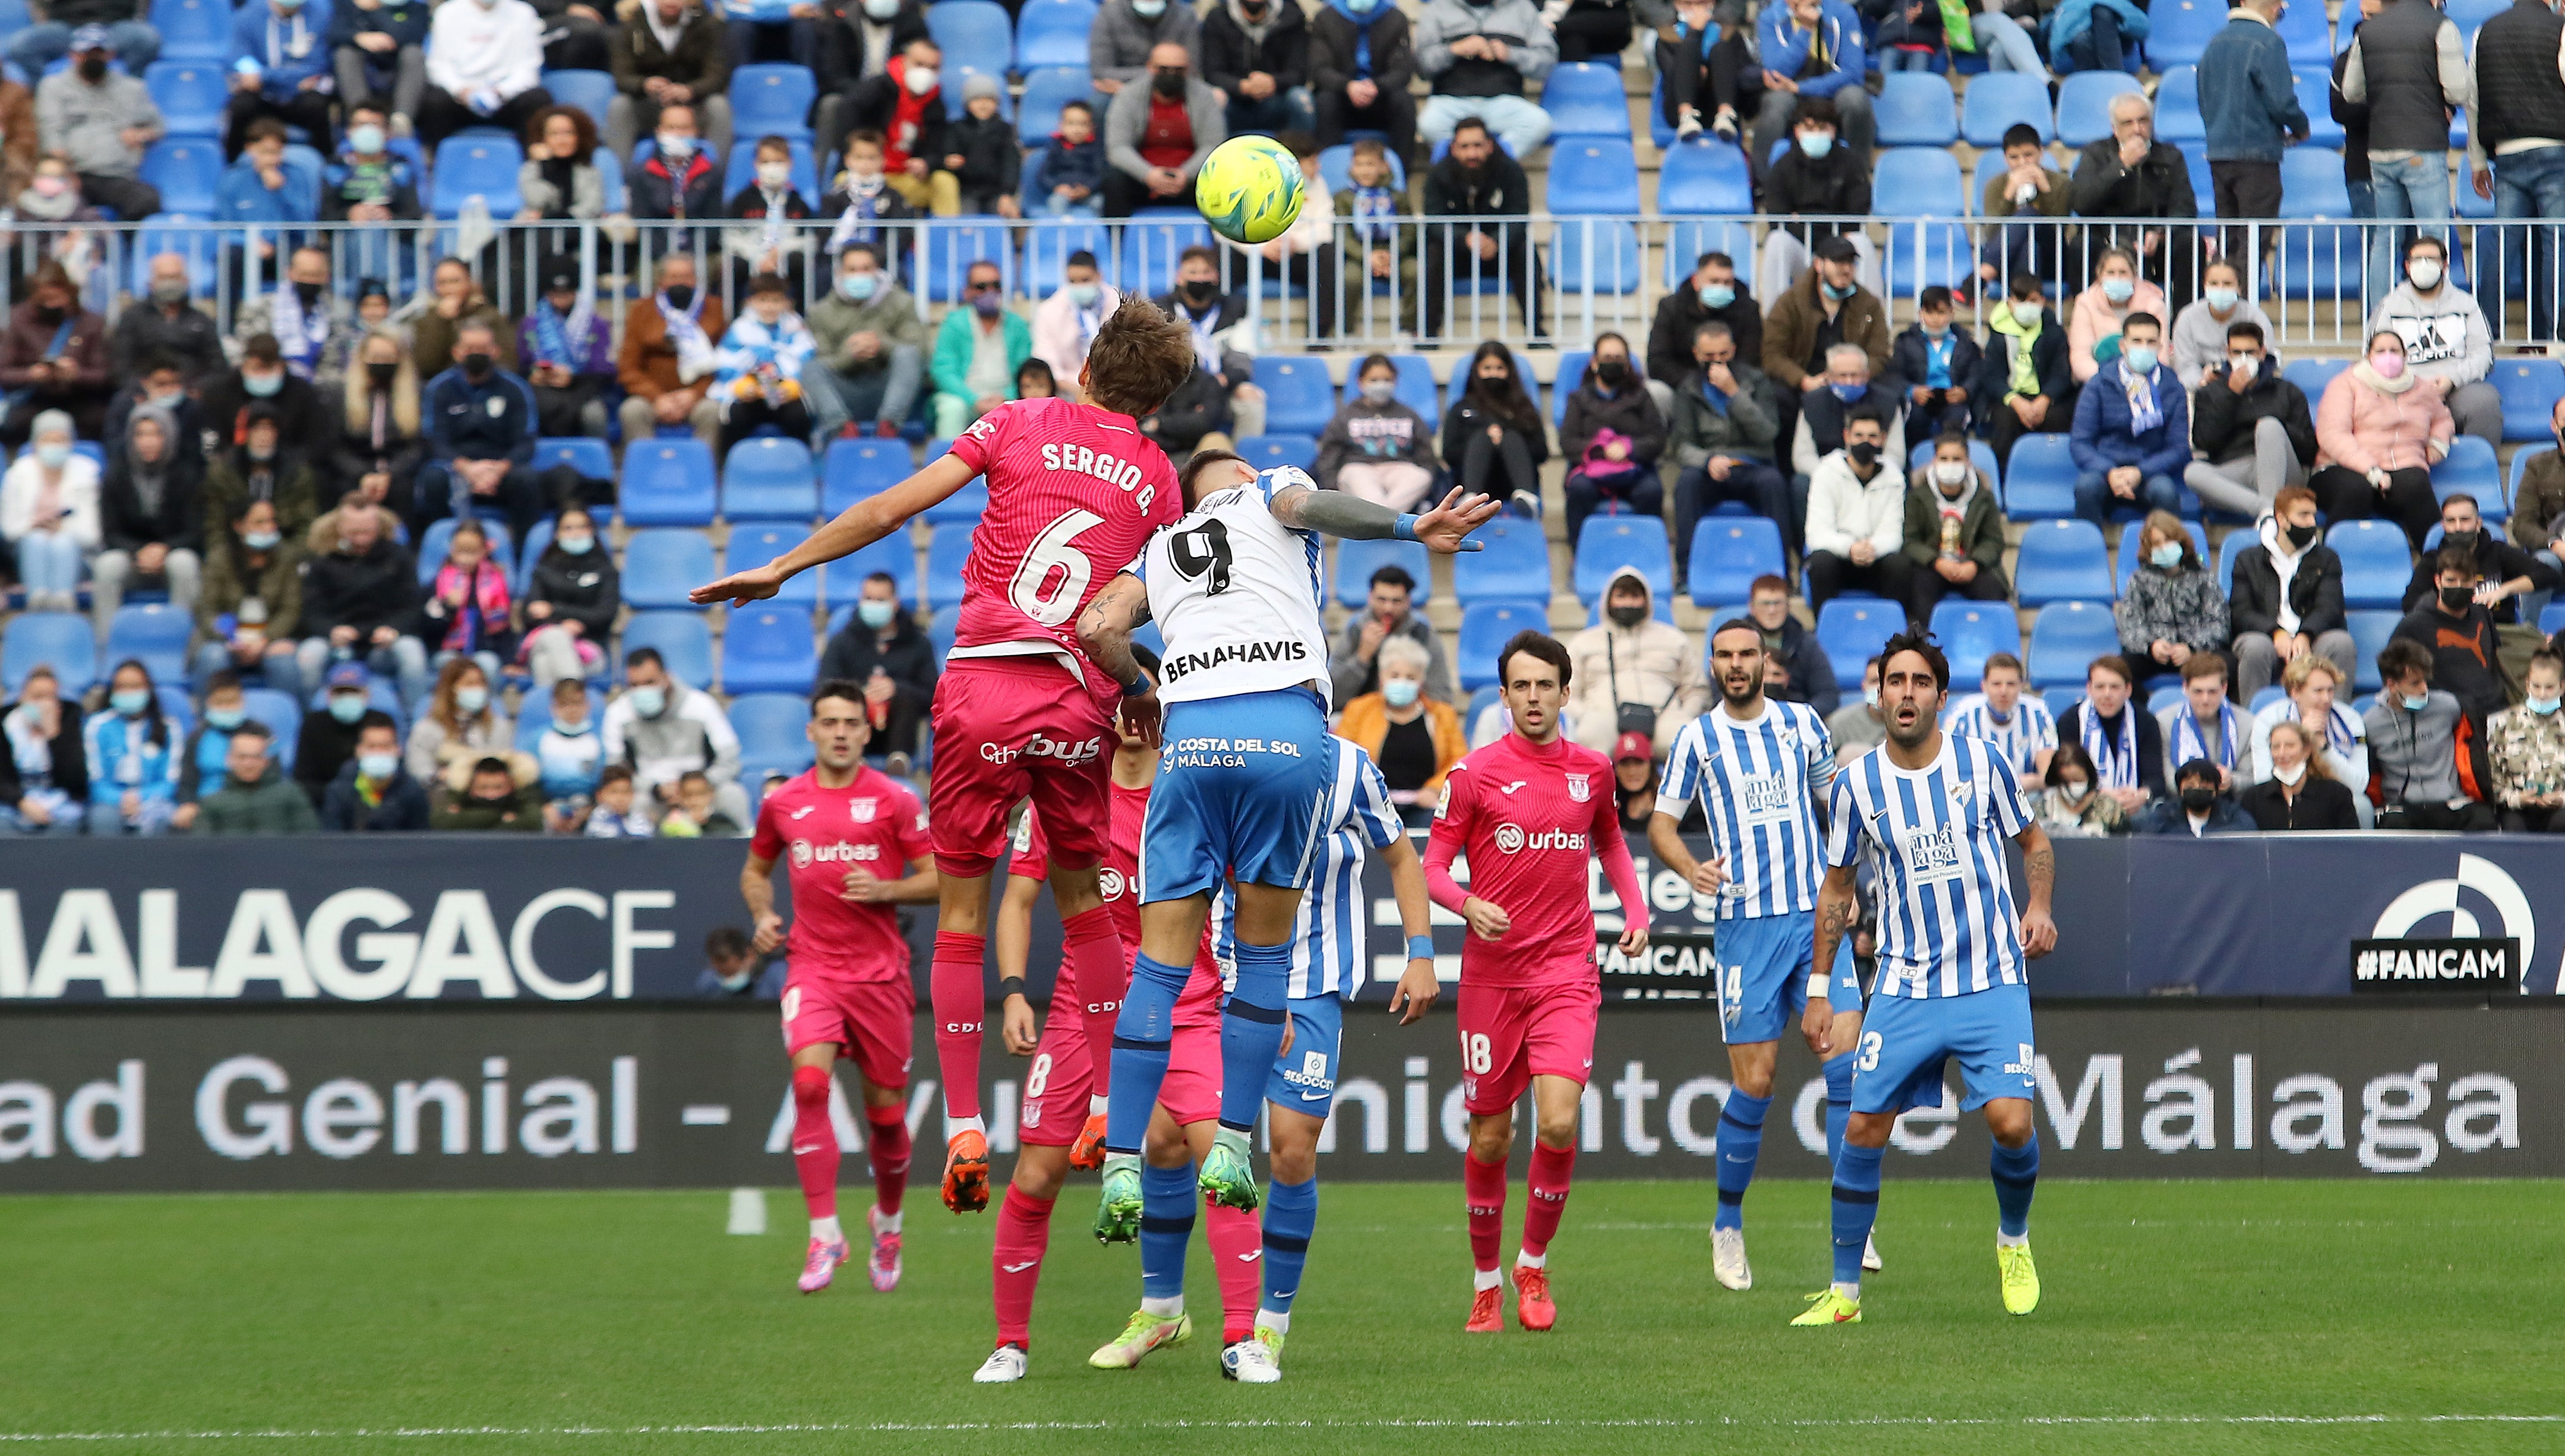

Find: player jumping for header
[1797,630,2058,1326]
[695,297,1200,1214]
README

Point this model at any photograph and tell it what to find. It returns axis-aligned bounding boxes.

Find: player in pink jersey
[697,297,1201,1214]
[1424,631,1648,1334]
[742,681,938,1295]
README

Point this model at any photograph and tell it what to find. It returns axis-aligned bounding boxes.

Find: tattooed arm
[2015,821,2058,958]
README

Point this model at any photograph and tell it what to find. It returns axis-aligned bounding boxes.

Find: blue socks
[1217,939,1291,1133]
[1712,1088,1770,1232]
[1822,1052,1855,1167]
[1991,1133,2040,1239]
[1138,1161,1196,1300]
[1104,952,1189,1155]
[1259,1176,1318,1316]
[1830,1142,1884,1287]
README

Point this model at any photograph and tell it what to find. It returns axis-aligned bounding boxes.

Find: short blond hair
[2282,652,2342,693]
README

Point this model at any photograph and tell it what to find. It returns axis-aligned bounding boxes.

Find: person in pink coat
[2310,329,2453,552]
[2067,247,2168,385]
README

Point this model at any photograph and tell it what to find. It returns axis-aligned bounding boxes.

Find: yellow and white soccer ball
[1196,135,1305,245]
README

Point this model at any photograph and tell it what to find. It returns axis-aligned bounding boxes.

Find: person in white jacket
[419,0,555,153]
[1029,252,1120,404]
[0,410,102,614]
[1800,407,1908,612]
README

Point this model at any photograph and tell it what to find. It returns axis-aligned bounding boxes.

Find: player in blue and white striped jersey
[1796,630,2058,1329]
[1650,615,1865,1293]
[1941,652,2058,784]
[1207,733,1438,1370]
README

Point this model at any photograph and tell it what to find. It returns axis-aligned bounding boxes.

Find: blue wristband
[1392,513,1422,542]
[1119,674,1150,698]
[1406,934,1436,962]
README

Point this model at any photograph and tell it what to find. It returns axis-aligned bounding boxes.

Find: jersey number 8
[1009,509,1106,626]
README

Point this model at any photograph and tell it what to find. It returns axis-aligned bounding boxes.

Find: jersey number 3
[1168,519,1234,595]
[1010,509,1106,626]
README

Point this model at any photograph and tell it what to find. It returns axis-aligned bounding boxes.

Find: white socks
[1141,1295,1183,1318]
[1088,1093,1110,1117]
[946,1114,986,1139]
[1473,1267,1503,1292]
[1514,1250,1546,1271]
[811,1215,844,1244]
[1256,1307,1290,1335]
[1997,1229,2027,1249]
[1833,1281,1860,1301]
[874,1208,902,1235]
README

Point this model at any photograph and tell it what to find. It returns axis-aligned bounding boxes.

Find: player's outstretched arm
[689,454,978,605]
[991,873,1044,1056]
[1076,572,1161,747]
[1270,482,1501,554]
[741,852,785,954]
[1378,832,1440,1024]
[2015,821,2058,958]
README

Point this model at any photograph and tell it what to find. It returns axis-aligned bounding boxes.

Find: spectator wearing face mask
[2169,260,2276,391]
[724,135,819,300]
[696,925,784,997]
[1557,334,1666,549]
[533,677,605,830]
[34,28,166,222]
[176,672,255,826]
[625,102,725,224]
[93,402,203,643]
[2115,508,2228,674]
[1801,405,1906,610]
[2130,757,2257,836]
[2231,486,2356,702]
[1146,247,1266,460]
[2070,310,2187,528]
[608,0,734,161]
[1104,42,1226,217]
[321,709,431,830]
[2247,651,2369,814]
[201,333,331,472]
[1790,343,1904,506]
[295,662,374,804]
[0,666,88,837]
[1665,320,1784,587]
[83,658,180,836]
[2187,320,2314,519]
[1032,255,1121,394]
[195,496,306,701]
[1901,430,2007,625]
[2403,492,2553,629]
[1337,633,1468,827]
[807,241,925,440]
[408,655,511,784]
[2055,653,2165,811]
[295,500,429,709]
[605,645,748,825]
[2312,329,2451,552]
[1442,340,1547,520]
[2364,235,2504,452]
[2487,648,2565,832]
[409,256,520,387]
[1758,96,1874,306]
[1566,567,1708,753]
[2035,741,2131,838]
[2237,718,2359,830]
[1888,288,1979,449]
[617,251,726,450]
[930,260,1032,440]
[519,506,617,692]
[1091,0,1203,106]
[431,754,544,830]
[114,257,226,386]
[1647,251,1761,399]
[1827,653,1884,761]
[0,261,110,447]
[2394,544,2509,725]
[1976,273,2074,471]
[1319,354,1442,511]
[418,320,545,543]
[516,256,615,440]
[1,409,102,614]
[2067,248,2166,387]
[2366,637,2497,830]
[816,572,937,764]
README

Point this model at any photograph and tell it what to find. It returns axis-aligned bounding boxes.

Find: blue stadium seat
[823,438,909,514]
[725,525,820,605]
[533,436,613,482]
[1544,138,1641,213]
[511,517,557,597]
[620,529,718,610]
[2277,0,2332,64]
[138,138,221,214]
[923,482,987,526]
[106,604,191,685]
[2144,0,2225,69]
[241,687,302,768]
[2153,65,2204,143]
[1549,352,1591,428]
[413,516,514,584]
[1341,353,1439,419]
[2216,527,2261,595]
[1255,357,1336,436]
[2294,73,2345,148]
[1541,62,1628,135]
[723,137,818,199]
[1874,151,1972,291]
[721,606,818,694]
[2283,356,2351,400]
[2026,601,2119,687]
[1238,434,1319,474]
[2057,72,2144,149]
[431,135,523,218]
[516,687,606,751]
[1553,219,1644,295]
[1458,602,1548,691]
[1451,517,1552,607]
[620,438,719,526]
[729,62,817,141]
[1874,72,1959,147]
[1443,350,1539,418]
[729,693,816,770]
[2013,519,2114,605]
[150,0,232,60]
[2004,434,2080,520]
[145,61,228,138]
[2345,609,2399,693]
[1656,139,1754,214]
[9,612,99,697]
[1686,516,1784,608]
[1016,65,1092,145]
[1931,601,2022,686]
[919,220,1012,302]
[620,611,714,688]
[1120,213,1215,299]
[1021,217,1111,296]
[2113,520,2208,596]
[1335,538,1432,608]
[1817,599,1900,691]
[541,70,617,126]
[2433,435,2504,520]
[842,531,920,608]
[722,437,818,521]
[925,1,1013,75]
[1016,1,1097,71]
[2328,519,2413,609]
[1960,71,2052,147]
[2494,360,2565,441]
[1317,143,1408,195]
[1574,516,1672,604]
[925,526,975,612]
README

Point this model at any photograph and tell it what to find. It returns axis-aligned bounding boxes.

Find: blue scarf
[2080,703,2140,792]
[1326,0,1387,76]
[1351,185,1398,245]
[2171,699,2239,772]
[1923,334,1954,388]
[532,295,592,372]
[2123,361,2163,435]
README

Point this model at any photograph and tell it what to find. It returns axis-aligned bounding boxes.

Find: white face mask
[2273,759,2308,785]
[2228,352,2259,380]
[757,161,790,189]
[656,131,694,157]
[905,65,939,96]
[1932,460,1967,486]
[2011,299,2044,327]
[2054,779,2089,802]
[2409,258,2444,290]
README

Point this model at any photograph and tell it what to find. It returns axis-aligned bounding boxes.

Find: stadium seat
[1656,139,1754,214]
[144,61,227,136]
[823,438,909,514]
[1451,517,1552,607]
[1574,516,1672,604]
[1687,516,1784,608]
[1874,72,1959,147]
[923,482,988,526]
[722,437,819,522]
[2004,435,2080,521]
[533,437,614,482]
[1458,602,1547,691]
[511,517,557,597]
[431,135,523,218]
[413,516,514,585]
[105,604,191,685]
[1255,358,1337,437]
[1335,538,1431,609]
[919,220,1013,303]
[1317,142,1408,195]
[2294,73,2345,148]
[1545,138,1641,213]
[724,525,820,605]
[1874,152,1971,290]
[541,70,617,126]
[1015,66,1093,149]
[620,529,718,611]
[620,438,719,526]
[620,611,714,688]
[1341,353,1439,419]
[2345,609,2399,693]
[516,687,606,752]
[1931,601,2022,686]
[241,687,302,768]
[1817,599,1900,691]
[9,612,99,697]
[1015,1,1096,71]
[2145,0,2225,69]
[2282,356,2351,400]
[1553,219,1644,295]
[1541,62,1628,135]
[2026,601,2119,687]
[925,1,1013,75]
[720,606,819,694]
[924,526,975,612]
[2014,519,2114,605]
[2328,519,2413,609]
[2113,520,2208,596]
[723,137,819,200]
[728,693,817,770]
[1445,350,1539,418]
[2153,65,2204,143]
[2215,527,2261,595]
[2433,435,2504,520]
[150,0,233,60]
[729,62,817,141]
[1238,434,1319,474]
[1022,217,1111,296]
[2057,72,2144,149]
[1960,71,2053,148]
[2494,360,2565,441]
[1120,213,1214,299]
[842,530,920,608]
[138,138,221,214]
[1548,352,1593,428]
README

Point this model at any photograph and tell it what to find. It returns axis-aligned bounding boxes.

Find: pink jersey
[942,396,1183,699]
[1010,781,1221,1024]
[751,766,933,984]
[1425,731,1641,988]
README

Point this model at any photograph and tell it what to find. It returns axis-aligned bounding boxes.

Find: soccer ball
[1196,135,1304,246]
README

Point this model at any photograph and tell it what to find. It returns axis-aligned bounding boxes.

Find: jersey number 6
[1009,509,1105,626]
[1168,519,1234,595]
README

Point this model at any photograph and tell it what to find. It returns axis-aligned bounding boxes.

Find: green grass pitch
[3,1179,2557,1455]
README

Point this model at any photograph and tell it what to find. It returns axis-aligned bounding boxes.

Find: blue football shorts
[1138,686,1330,904]
[1847,980,2038,1116]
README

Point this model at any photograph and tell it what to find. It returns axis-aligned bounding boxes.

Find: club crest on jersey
[849,797,877,823]
[1566,774,1590,803]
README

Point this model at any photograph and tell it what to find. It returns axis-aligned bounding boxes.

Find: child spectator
[584,762,655,837]
[0,666,87,838]
[1889,287,1979,446]
[822,130,920,252]
[431,755,544,831]
[1331,138,1414,335]
[173,671,254,830]
[713,272,817,453]
[2115,508,2229,675]
[724,134,816,299]
[944,74,1021,217]
[1037,100,1105,217]
[1015,358,1056,400]
[420,519,515,680]
[2487,649,2565,832]
[517,258,615,439]
[520,506,617,692]
[1318,353,1439,510]
[696,925,784,997]
[535,677,606,830]
[657,767,746,836]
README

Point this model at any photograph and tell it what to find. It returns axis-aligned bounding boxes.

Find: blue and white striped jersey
[1658,699,1836,921]
[1825,733,2033,1000]
[1943,693,2058,781]
[1212,735,1404,1000]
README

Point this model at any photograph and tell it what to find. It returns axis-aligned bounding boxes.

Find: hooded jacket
[1312,0,1417,96]
[1804,449,1906,561]
[1645,285,1763,389]
[1316,393,1439,488]
[1664,361,1780,467]
[2364,688,2478,808]
[2192,359,2316,466]
[1901,465,2008,590]
[1975,300,2074,404]
[2365,282,2494,387]
[98,403,203,555]
[2229,511,2348,639]
[1091,0,1203,89]
[1564,567,1709,753]
[1754,0,1865,97]
[1203,0,1311,97]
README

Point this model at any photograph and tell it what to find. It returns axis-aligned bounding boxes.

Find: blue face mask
[328,693,367,724]
[857,599,897,629]
[554,715,592,736]
[629,686,668,719]
[2402,693,2432,712]
[2102,276,2135,305]
[358,753,398,781]
[839,271,878,301]
[243,370,283,397]
[1700,283,1733,309]
[2124,345,2159,377]
[1829,383,1865,403]
[456,686,489,716]
[206,705,247,731]
[2531,695,2563,716]
[1382,678,1420,708]
[2149,542,2183,570]
[1821,280,1854,301]
[1067,282,1100,307]
[557,533,594,555]
[1797,131,1833,159]
[110,689,150,718]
